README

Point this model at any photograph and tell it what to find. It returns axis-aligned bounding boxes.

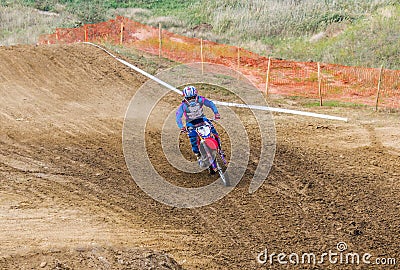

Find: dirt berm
[0,43,399,269]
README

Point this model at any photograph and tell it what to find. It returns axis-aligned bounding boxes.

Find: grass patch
[101,43,178,75]
[184,0,399,69]
[0,3,77,45]
[303,100,368,108]
[1,0,399,69]
[190,83,239,102]
[277,4,400,69]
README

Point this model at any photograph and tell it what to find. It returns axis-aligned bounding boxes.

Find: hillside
[1,0,399,69]
[1,42,400,269]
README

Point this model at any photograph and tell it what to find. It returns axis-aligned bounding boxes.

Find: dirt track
[0,44,399,269]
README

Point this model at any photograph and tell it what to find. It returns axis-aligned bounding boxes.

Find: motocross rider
[175,85,223,164]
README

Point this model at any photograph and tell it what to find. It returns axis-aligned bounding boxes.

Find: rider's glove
[180,127,187,133]
[214,113,221,120]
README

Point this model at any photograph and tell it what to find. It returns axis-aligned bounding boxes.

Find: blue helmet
[182,85,198,99]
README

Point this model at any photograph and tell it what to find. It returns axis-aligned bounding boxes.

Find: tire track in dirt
[1,44,399,269]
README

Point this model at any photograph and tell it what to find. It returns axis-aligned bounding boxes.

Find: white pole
[84,42,348,122]
[213,101,348,122]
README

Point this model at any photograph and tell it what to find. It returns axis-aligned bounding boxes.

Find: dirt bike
[186,119,230,187]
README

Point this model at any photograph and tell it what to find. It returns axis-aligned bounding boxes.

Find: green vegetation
[1,0,399,69]
[0,2,77,45]
[0,0,192,23]
[303,100,368,108]
[275,4,400,69]
[186,0,399,69]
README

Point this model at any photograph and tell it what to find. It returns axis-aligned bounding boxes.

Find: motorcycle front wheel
[200,141,230,187]
[215,153,230,187]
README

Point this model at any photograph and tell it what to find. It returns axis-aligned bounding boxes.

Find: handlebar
[180,119,218,134]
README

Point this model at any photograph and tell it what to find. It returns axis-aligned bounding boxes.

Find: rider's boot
[208,167,216,175]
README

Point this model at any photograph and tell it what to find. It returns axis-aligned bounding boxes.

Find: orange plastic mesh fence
[38,16,400,109]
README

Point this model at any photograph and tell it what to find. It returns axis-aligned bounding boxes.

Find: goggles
[186,95,197,101]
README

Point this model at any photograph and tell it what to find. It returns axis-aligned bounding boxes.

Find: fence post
[84,25,88,42]
[158,23,162,59]
[318,62,323,106]
[237,47,240,71]
[120,22,124,44]
[236,47,241,80]
[265,57,271,96]
[375,65,384,111]
[201,38,204,74]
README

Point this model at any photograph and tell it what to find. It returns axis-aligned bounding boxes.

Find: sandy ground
[0,44,399,269]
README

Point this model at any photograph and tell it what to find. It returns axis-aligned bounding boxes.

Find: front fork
[213,136,227,165]
[219,149,227,165]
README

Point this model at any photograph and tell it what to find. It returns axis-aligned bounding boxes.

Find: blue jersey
[175,96,219,129]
